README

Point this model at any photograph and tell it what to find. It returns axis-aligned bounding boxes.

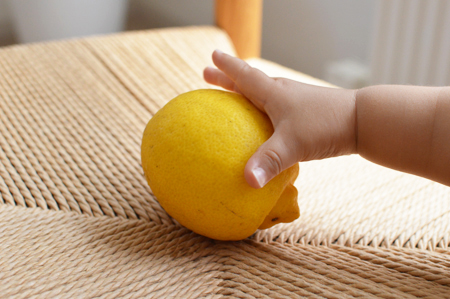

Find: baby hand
[204,50,357,189]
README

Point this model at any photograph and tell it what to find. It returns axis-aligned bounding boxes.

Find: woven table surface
[0,26,449,298]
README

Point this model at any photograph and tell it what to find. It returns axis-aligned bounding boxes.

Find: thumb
[244,132,297,189]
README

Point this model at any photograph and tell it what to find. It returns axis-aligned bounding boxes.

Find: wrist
[349,88,359,155]
[333,87,358,157]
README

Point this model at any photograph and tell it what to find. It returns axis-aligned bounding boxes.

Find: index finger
[212,50,275,112]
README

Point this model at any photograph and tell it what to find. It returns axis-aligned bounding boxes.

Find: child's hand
[204,50,357,189]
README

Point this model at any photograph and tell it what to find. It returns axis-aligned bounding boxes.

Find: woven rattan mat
[0,26,449,298]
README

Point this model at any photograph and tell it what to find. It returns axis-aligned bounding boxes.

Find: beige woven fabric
[1,204,450,298]
[0,26,449,298]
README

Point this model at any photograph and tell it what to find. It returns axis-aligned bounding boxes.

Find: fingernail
[215,49,224,55]
[252,167,267,188]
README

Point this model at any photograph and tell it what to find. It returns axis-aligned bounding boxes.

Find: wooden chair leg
[215,0,263,59]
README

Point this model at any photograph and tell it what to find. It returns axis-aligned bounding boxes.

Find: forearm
[355,85,450,186]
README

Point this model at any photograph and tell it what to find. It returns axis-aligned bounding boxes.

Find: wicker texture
[1,204,449,298]
[0,26,449,298]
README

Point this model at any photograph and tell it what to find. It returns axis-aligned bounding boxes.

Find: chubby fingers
[210,50,276,112]
[244,129,298,189]
[203,67,241,93]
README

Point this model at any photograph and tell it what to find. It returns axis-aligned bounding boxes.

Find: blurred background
[0,0,448,88]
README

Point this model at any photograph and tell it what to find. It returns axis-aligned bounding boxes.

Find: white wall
[0,0,376,81]
[127,0,213,30]
[263,0,376,79]
[0,0,14,46]
[128,0,376,81]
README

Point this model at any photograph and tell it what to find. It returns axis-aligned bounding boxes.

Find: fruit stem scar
[271,217,279,222]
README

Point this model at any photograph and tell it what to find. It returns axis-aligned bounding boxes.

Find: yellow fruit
[141,89,299,241]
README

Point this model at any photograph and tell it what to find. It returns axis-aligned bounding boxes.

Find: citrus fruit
[141,89,300,241]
